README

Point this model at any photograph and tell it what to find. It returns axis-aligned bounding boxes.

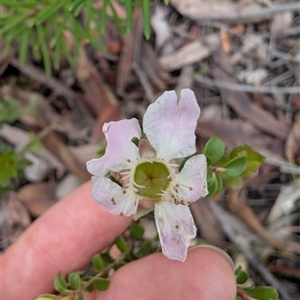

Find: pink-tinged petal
[175,154,208,203]
[87,119,141,176]
[91,176,138,216]
[154,201,197,262]
[143,89,200,160]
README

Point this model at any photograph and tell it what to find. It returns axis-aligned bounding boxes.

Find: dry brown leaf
[117,10,142,95]
[191,200,225,247]
[197,118,272,149]
[17,182,57,216]
[212,50,290,139]
[220,28,231,53]
[285,112,300,163]
[76,47,118,115]
[159,40,210,71]
[68,144,101,166]
[171,0,236,20]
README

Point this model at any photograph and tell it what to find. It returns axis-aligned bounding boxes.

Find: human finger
[1,181,132,300]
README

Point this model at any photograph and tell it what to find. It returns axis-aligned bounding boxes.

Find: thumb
[85,246,236,300]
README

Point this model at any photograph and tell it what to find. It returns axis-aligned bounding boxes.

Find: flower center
[134,161,170,200]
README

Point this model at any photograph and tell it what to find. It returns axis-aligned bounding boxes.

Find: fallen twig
[189,2,300,23]
[195,75,300,94]
[209,201,293,300]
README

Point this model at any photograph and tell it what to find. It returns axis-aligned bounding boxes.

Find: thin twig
[194,75,300,94]
[209,202,293,300]
[132,62,156,103]
[190,2,300,23]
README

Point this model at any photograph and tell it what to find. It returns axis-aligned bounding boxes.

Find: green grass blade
[141,0,151,39]
[125,0,133,35]
[19,30,29,64]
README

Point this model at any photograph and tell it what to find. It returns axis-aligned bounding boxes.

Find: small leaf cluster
[1,0,167,74]
[0,147,31,195]
[235,266,278,300]
[203,137,264,196]
[0,98,33,195]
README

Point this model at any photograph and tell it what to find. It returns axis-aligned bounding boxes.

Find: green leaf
[25,133,42,152]
[142,0,151,39]
[94,278,110,291]
[206,173,218,197]
[247,286,278,300]
[0,98,21,125]
[137,241,152,256]
[224,156,247,177]
[235,266,249,284]
[19,30,29,64]
[203,137,225,163]
[125,0,133,34]
[92,253,106,271]
[115,236,128,253]
[130,222,145,239]
[214,174,223,194]
[54,273,68,294]
[68,271,81,290]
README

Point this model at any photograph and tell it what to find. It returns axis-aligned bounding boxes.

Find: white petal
[143,89,200,160]
[133,207,153,220]
[175,154,208,203]
[154,201,197,262]
[87,119,141,176]
[91,176,138,216]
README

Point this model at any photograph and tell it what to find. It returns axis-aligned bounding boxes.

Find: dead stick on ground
[209,201,293,300]
[189,2,300,23]
[226,188,300,254]
[195,75,300,94]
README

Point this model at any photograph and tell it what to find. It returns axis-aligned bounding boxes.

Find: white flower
[87,89,208,262]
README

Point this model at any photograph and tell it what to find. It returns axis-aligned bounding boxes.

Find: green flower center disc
[134,162,170,200]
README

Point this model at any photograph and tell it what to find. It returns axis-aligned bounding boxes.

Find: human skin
[1,181,236,300]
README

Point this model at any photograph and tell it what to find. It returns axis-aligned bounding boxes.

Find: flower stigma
[133,161,171,200]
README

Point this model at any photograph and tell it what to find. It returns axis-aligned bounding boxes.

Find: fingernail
[190,245,235,271]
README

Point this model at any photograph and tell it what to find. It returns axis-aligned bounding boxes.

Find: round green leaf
[130,222,145,239]
[68,271,81,290]
[94,278,110,291]
[235,268,249,284]
[115,236,128,253]
[137,241,152,256]
[92,253,106,271]
[224,156,246,177]
[206,174,218,197]
[206,168,213,182]
[203,137,225,163]
[215,174,223,194]
[247,286,278,300]
[54,273,67,294]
